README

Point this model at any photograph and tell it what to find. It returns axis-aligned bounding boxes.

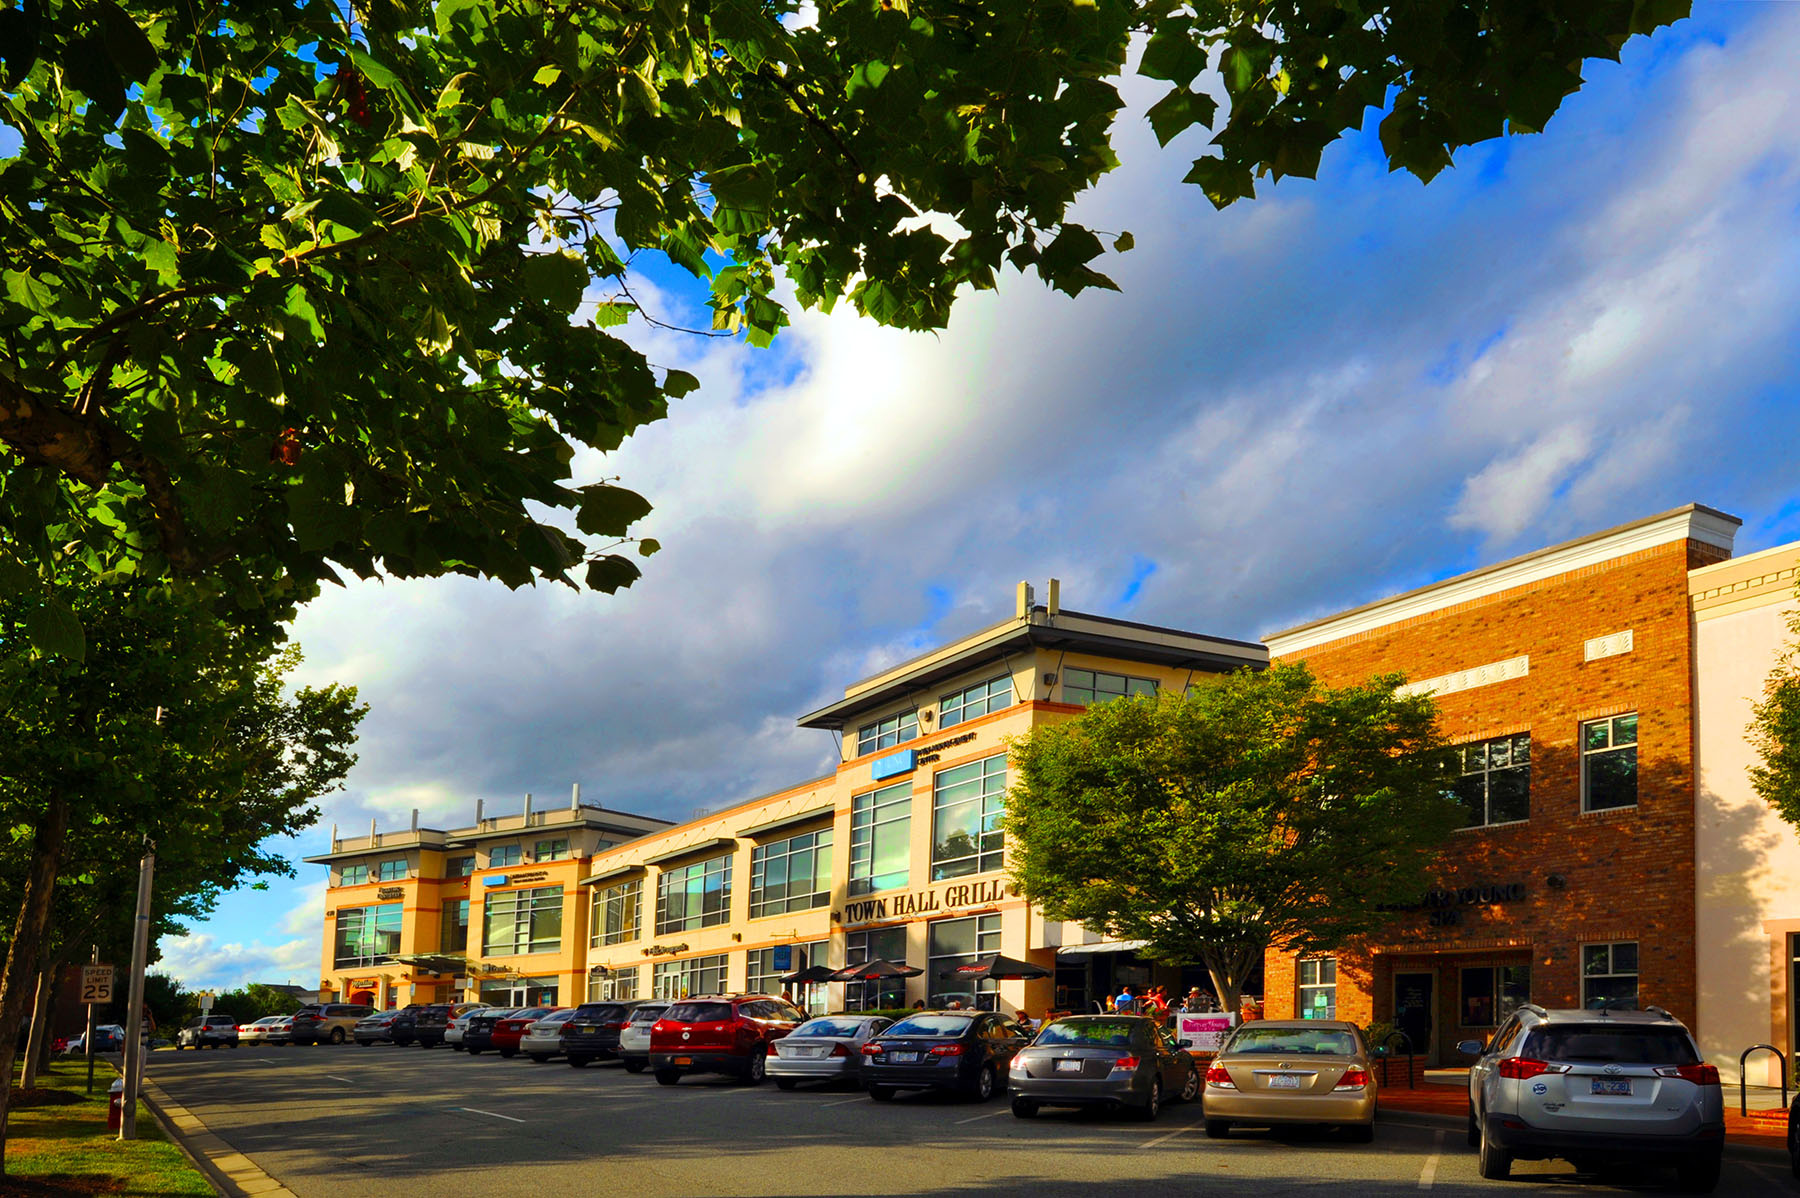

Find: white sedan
[237,1016,287,1045]
[521,1009,579,1062]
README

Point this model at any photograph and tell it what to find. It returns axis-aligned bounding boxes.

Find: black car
[860,1011,1032,1102]
[461,1007,519,1055]
[400,1002,486,1049]
[562,1000,648,1068]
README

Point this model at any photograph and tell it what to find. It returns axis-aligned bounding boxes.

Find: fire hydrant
[107,1078,124,1132]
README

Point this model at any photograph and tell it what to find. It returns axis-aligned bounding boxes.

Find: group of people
[1110,984,1219,1018]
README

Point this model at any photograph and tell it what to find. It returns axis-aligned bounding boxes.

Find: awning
[391,953,468,974]
[737,804,835,839]
[578,862,646,887]
[642,837,737,866]
[1055,940,1148,957]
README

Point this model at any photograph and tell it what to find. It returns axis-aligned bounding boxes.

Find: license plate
[1055,1059,1083,1073]
[1591,1078,1632,1096]
[574,1025,596,1033]
[1267,1074,1303,1090]
[673,1057,692,1066]
[890,1052,918,1063]
[802,1046,826,1058]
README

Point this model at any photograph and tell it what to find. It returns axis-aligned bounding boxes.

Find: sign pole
[117,841,155,1141]
[85,947,98,1094]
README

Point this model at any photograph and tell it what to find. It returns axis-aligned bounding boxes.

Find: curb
[1376,1108,1793,1165]
[139,1076,298,1198]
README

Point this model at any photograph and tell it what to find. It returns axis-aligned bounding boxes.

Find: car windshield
[1034,1019,1139,1048]
[665,1002,732,1023]
[1523,1026,1698,1065]
[537,1010,576,1023]
[884,1015,972,1037]
[1226,1026,1358,1056]
[510,1008,551,1019]
[793,1018,875,1038]
[574,1004,623,1020]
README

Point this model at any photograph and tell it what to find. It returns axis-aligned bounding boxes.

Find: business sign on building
[838,877,1015,926]
[1176,1013,1236,1053]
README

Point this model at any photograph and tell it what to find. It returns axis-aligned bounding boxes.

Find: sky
[157,2,1800,991]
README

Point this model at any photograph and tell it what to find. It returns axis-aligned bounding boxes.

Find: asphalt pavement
[144,1043,1796,1197]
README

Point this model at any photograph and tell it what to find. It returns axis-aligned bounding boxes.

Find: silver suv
[617,1001,668,1074]
[1461,1004,1723,1192]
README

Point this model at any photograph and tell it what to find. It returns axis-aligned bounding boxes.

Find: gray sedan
[1009,1015,1199,1121]
[768,1015,893,1090]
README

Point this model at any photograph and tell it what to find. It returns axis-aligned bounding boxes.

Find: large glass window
[334,904,402,968]
[1582,942,1639,1008]
[849,783,911,896]
[845,927,909,1011]
[535,838,569,861]
[1062,668,1156,707]
[589,878,642,947]
[652,953,729,1000]
[489,844,523,868]
[482,886,564,955]
[339,863,369,886]
[932,754,1007,880]
[750,829,833,918]
[440,899,469,953]
[1298,957,1336,1020]
[655,855,733,935]
[376,859,408,882]
[939,674,1013,728]
[927,914,1001,1008]
[1460,965,1530,1027]
[1453,734,1532,827]
[857,711,919,756]
[446,855,475,879]
[1581,714,1639,812]
[588,967,640,1002]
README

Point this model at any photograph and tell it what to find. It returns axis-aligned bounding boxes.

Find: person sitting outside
[1112,985,1137,1013]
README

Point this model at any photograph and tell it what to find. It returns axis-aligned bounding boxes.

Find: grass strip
[3,1060,214,1197]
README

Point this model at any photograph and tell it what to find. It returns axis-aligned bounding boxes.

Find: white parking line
[453,1107,525,1123]
[1745,1163,1785,1185]
[1140,1119,1203,1149]
[1417,1128,1445,1189]
[324,1075,354,1084]
[823,1096,868,1107]
[954,1108,1013,1125]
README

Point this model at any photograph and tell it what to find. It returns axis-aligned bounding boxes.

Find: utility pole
[117,841,154,1141]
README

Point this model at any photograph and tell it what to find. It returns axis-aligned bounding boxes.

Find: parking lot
[145,1045,1792,1197]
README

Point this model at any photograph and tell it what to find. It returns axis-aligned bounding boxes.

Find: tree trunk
[33,957,65,1078]
[1203,954,1244,1017]
[20,968,53,1089]
[0,796,70,1175]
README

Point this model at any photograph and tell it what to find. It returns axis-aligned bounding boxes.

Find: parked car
[1461,1004,1723,1191]
[461,1008,520,1055]
[617,1001,668,1073]
[176,1016,240,1049]
[562,1000,648,1068]
[1788,1089,1798,1180]
[1009,1014,1198,1121]
[860,1010,1032,1102]
[491,1008,558,1058]
[1203,1019,1376,1141]
[407,1002,487,1049]
[63,1025,125,1055]
[237,1016,288,1045]
[445,1007,486,1051]
[650,995,806,1085]
[289,1002,373,1046]
[262,1015,294,1046]
[353,1005,423,1046]
[768,1014,892,1090]
[520,1009,579,1061]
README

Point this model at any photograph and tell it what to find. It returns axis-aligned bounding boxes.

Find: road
[146,1044,1792,1197]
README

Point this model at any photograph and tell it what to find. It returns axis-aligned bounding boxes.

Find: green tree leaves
[1751,600,1800,833]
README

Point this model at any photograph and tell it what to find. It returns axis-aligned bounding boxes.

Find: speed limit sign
[80,965,114,1004]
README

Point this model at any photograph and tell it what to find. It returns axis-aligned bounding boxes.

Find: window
[440,899,469,953]
[339,864,369,887]
[652,953,729,1000]
[849,783,911,896]
[750,830,833,918]
[376,859,408,882]
[482,886,564,955]
[446,855,475,879]
[931,754,1007,880]
[489,844,523,868]
[845,927,909,1011]
[928,914,1002,1007]
[1298,957,1336,1020]
[1582,942,1639,1008]
[743,942,828,1003]
[589,878,642,947]
[1582,714,1638,811]
[1453,734,1532,827]
[655,854,733,935]
[1062,668,1157,707]
[535,838,569,862]
[588,967,640,1002]
[939,674,1013,728]
[334,904,402,968]
[1460,965,1529,1027]
[857,711,919,756]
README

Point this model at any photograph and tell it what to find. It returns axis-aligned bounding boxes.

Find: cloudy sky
[159,2,1800,991]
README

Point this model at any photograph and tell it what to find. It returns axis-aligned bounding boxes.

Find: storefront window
[1581,714,1639,811]
[590,877,642,947]
[440,899,469,953]
[1453,734,1531,827]
[1298,957,1336,1020]
[588,966,640,1002]
[535,838,570,861]
[482,885,564,955]
[334,904,402,968]
[849,783,910,896]
[845,927,909,1011]
[931,755,1006,881]
[655,854,733,934]
[652,953,729,999]
[927,914,1001,1008]
[478,978,558,1006]
[750,830,833,918]
[1062,668,1156,707]
[746,942,829,1009]
[1582,942,1639,1008]
[376,859,408,882]
[1460,965,1530,1026]
[939,674,1013,728]
[490,844,523,868]
[857,711,918,756]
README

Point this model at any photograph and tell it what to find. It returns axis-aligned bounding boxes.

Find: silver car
[768,1015,892,1090]
[617,1001,668,1074]
[520,1009,579,1062]
[1463,1004,1724,1191]
[1010,1014,1198,1121]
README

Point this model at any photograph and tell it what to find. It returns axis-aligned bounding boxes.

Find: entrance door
[1394,972,1437,1066]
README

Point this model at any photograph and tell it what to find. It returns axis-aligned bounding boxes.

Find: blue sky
[159,3,1800,990]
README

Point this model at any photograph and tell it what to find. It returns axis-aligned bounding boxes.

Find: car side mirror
[1456,1039,1484,1056]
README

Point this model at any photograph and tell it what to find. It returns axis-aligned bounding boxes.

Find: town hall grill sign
[839,878,1015,925]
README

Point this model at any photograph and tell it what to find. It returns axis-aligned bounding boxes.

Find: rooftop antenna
[571,782,581,811]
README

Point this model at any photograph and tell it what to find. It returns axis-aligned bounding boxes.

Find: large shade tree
[1003,662,1462,1011]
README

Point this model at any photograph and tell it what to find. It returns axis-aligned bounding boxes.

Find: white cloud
[1450,425,1594,542]
[155,932,319,993]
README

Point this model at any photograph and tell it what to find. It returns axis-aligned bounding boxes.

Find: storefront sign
[914,732,976,765]
[486,870,550,888]
[869,732,979,781]
[1176,1012,1236,1053]
[376,886,404,900]
[838,877,1014,926]
[1382,881,1528,926]
[348,977,379,990]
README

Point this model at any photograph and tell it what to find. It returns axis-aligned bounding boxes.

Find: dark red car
[649,995,805,1086]
[491,1007,559,1058]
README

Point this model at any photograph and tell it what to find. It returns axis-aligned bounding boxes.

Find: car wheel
[1204,1119,1231,1139]
[654,1069,681,1086]
[744,1052,767,1085]
[1011,1097,1039,1119]
[1134,1078,1161,1122]
[394,1037,411,1048]
[498,1048,516,1059]
[328,1028,345,1045]
[775,1078,797,1091]
[971,1064,996,1102]
[867,1084,895,1102]
[207,1042,218,1050]
[1675,1155,1721,1194]
[466,1046,481,1055]
[1477,1121,1512,1181]
[358,1040,371,1047]
[1466,1105,1479,1148]
[1178,1068,1200,1104]
[568,1056,590,1068]
[1346,1122,1375,1144]
[624,1059,646,1074]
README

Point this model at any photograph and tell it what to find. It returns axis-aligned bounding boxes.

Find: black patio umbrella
[781,964,840,985]
[831,958,923,982]
[942,954,1051,981]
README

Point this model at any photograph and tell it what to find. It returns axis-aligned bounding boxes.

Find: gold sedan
[1202,1019,1378,1142]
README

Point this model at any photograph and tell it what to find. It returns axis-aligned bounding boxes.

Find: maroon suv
[649,995,805,1085]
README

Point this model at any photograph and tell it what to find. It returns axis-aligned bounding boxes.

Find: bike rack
[1738,1043,1788,1118]
[1379,1031,1417,1090]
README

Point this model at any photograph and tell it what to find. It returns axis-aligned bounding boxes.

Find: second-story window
[857,711,919,756]
[589,878,642,947]
[535,838,570,862]
[482,885,564,955]
[376,859,408,882]
[1582,714,1638,811]
[849,782,911,896]
[1061,668,1157,707]
[489,844,523,869]
[750,829,833,918]
[655,854,733,935]
[446,855,475,879]
[339,863,369,886]
[931,754,1006,880]
[1453,734,1531,827]
[440,899,470,953]
[940,674,1013,728]
[334,903,401,968]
